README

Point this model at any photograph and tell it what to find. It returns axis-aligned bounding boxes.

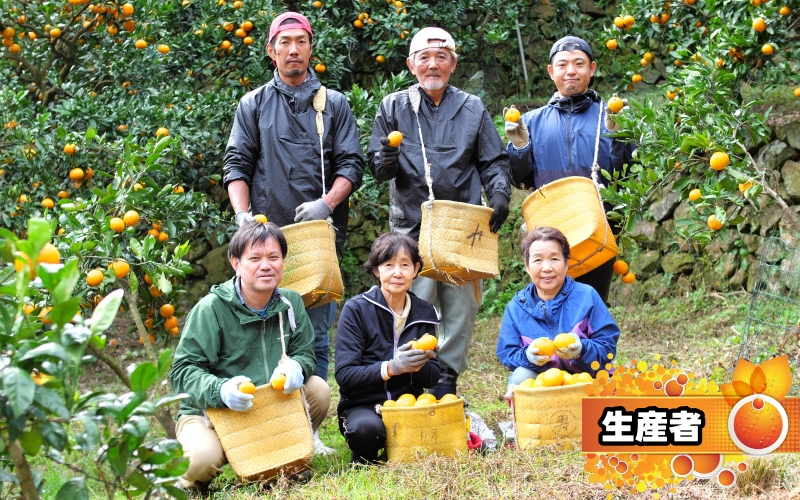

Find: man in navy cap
[503,35,633,302]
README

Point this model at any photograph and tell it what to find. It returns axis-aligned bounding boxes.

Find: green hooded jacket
[169,278,316,417]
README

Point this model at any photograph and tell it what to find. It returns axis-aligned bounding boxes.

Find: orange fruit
[15,252,36,279]
[121,3,134,16]
[439,394,459,403]
[123,20,135,32]
[562,373,576,385]
[159,303,175,318]
[689,188,702,201]
[519,378,536,388]
[152,221,163,231]
[622,15,635,29]
[86,269,104,286]
[156,127,169,138]
[794,87,800,98]
[415,333,437,351]
[242,20,253,31]
[376,55,385,63]
[540,367,564,387]
[64,144,77,155]
[606,39,617,50]
[38,243,60,264]
[139,333,156,344]
[577,372,593,383]
[169,327,179,336]
[220,40,232,50]
[607,96,624,113]
[173,185,184,194]
[314,1,323,7]
[109,217,125,232]
[554,333,575,351]
[271,374,286,391]
[395,394,416,406]
[354,19,364,28]
[504,106,521,123]
[631,74,642,83]
[709,151,729,171]
[149,285,164,297]
[254,214,268,223]
[643,51,654,61]
[708,214,723,231]
[621,272,636,284]
[666,90,677,100]
[135,39,147,49]
[314,63,326,73]
[2,27,14,38]
[144,273,153,285]
[9,43,20,54]
[41,198,55,209]
[780,6,790,16]
[762,44,774,56]
[243,36,253,45]
[613,16,625,28]
[612,260,629,275]
[383,400,396,407]
[18,194,28,203]
[50,28,61,37]
[109,259,130,278]
[164,316,178,329]
[532,337,555,357]
[157,44,170,54]
[752,18,766,32]
[69,168,84,181]
[39,306,53,324]
[57,190,69,199]
[387,131,403,147]
[235,28,246,38]
[122,210,139,226]
[23,303,35,316]
[239,381,256,394]
[416,393,436,405]
[158,231,169,242]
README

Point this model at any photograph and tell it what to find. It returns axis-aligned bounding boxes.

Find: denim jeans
[508,366,538,387]
[305,301,337,381]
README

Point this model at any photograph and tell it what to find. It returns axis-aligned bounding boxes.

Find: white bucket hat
[408,27,456,57]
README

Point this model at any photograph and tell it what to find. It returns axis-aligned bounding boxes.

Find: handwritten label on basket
[466,224,483,248]
[420,428,439,445]
[549,409,578,437]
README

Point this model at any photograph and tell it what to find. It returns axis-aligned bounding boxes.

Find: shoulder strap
[313,85,326,134]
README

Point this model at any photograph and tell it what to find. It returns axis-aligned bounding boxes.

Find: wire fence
[738,237,800,393]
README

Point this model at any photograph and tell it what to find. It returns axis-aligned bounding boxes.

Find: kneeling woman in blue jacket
[496,227,620,387]
[335,232,440,464]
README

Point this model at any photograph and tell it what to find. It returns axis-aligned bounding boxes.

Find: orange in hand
[553,333,574,351]
[387,131,403,148]
[239,381,256,394]
[415,333,437,351]
[532,337,555,357]
[271,374,286,391]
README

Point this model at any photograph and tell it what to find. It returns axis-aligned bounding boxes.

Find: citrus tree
[0,218,188,500]
[598,0,799,248]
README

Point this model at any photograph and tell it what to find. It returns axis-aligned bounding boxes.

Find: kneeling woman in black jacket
[334,232,440,464]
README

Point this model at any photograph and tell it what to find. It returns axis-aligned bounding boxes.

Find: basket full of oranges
[379,392,468,462]
[512,366,591,451]
[206,382,313,481]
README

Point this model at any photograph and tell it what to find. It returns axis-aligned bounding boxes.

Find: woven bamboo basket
[418,200,499,284]
[512,382,589,450]
[380,397,468,462]
[521,176,618,278]
[279,219,343,309]
[206,384,313,482]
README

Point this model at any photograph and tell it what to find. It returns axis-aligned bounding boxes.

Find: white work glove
[235,211,254,226]
[555,332,583,360]
[389,342,428,375]
[525,345,551,366]
[604,98,629,133]
[220,375,254,411]
[503,107,529,149]
[294,198,333,222]
[270,358,304,394]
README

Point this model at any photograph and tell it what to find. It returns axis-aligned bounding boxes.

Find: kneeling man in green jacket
[170,221,331,490]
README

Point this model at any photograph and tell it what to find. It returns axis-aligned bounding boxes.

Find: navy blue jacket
[496,277,620,376]
[508,92,634,190]
[335,286,440,412]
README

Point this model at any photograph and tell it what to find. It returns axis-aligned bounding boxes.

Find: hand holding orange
[239,381,256,394]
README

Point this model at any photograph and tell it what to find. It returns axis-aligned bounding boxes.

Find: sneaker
[313,429,334,456]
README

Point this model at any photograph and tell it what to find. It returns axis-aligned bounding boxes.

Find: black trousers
[338,405,386,464]
[575,257,615,305]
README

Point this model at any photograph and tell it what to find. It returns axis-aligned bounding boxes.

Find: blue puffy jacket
[495,277,620,375]
[507,92,634,190]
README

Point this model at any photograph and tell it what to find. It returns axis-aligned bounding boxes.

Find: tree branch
[86,343,131,390]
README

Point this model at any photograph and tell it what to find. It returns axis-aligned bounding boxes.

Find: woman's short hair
[228,221,288,260]
[364,232,423,278]
[520,226,570,263]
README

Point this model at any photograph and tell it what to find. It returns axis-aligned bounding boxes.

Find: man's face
[548,50,596,97]
[267,28,312,79]
[407,46,457,92]
[229,237,284,298]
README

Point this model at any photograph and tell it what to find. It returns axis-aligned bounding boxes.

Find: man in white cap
[367,27,511,398]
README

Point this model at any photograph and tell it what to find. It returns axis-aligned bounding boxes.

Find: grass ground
[39,286,800,499]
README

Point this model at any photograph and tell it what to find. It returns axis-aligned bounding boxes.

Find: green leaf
[33,388,69,418]
[20,343,69,362]
[129,363,157,393]
[671,177,695,191]
[47,297,82,327]
[26,218,52,252]
[125,471,151,491]
[129,238,143,259]
[157,348,173,381]
[155,273,172,295]
[164,485,189,500]
[155,393,189,408]
[19,427,42,455]
[106,443,129,476]
[56,477,88,500]
[0,468,18,484]
[88,289,123,335]
[75,414,100,452]
[40,421,67,451]
[2,367,36,418]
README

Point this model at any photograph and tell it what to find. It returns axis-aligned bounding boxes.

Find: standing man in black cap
[503,35,633,302]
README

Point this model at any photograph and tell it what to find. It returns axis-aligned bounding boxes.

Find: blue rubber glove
[270,359,304,394]
[220,375,254,411]
[525,345,550,366]
[294,198,332,222]
[555,333,583,360]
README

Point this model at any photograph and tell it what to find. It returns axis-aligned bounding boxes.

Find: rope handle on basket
[277,296,298,364]
[313,86,327,196]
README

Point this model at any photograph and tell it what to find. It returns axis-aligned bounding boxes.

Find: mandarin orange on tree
[612,260,628,275]
[86,269,104,286]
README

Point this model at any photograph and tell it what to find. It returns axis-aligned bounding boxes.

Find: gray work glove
[235,211,254,226]
[503,107,529,148]
[389,342,428,375]
[525,345,551,367]
[294,198,333,222]
[604,98,629,133]
[555,332,583,360]
[219,375,254,411]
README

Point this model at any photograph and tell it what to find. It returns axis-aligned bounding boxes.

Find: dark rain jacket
[335,286,440,413]
[367,85,511,239]
[223,69,364,252]
[170,279,316,417]
[507,91,634,190]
